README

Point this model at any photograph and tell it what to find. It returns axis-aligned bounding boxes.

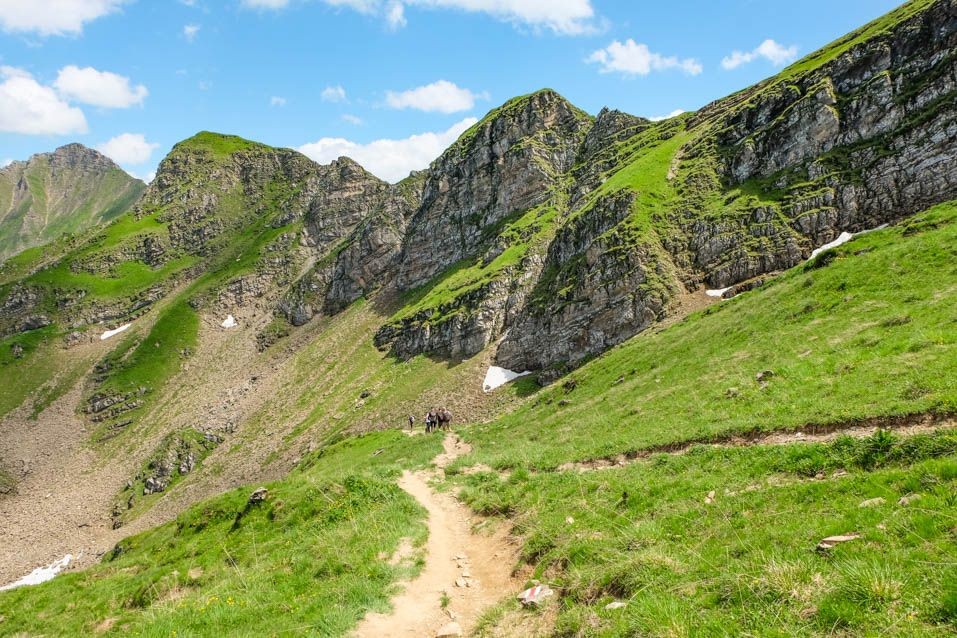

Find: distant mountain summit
[0,144,146,261]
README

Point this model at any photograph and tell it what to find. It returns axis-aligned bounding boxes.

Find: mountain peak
[0,144,145,260]
[174,131,271,157]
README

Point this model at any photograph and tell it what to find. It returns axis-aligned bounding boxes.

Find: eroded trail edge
[352,434,520,638]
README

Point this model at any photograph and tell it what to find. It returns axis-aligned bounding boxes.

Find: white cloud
[321,84,347,103]
[299,116,477,183]
[385,1,405,28]
[96,133,159,165]
[0,0,125,36]
[385,80,484,113]
[1,158,12,167]
[312,0,595,35]
[270,95,287,106]
[54,65,148,108]
[587,39,702,76]
[647,109,685,122]
[341,113,362,125]
[721,39,798,70]
[241,0,290,8]
[0,66,87,135]
[183,23,200,41]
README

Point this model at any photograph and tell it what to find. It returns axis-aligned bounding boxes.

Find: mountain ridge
[0,3,956,634]
[0,144,146,262]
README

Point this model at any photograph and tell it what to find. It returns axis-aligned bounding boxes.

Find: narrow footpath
[352,434,519,638]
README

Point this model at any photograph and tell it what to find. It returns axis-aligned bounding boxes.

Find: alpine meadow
[0,0,956,636]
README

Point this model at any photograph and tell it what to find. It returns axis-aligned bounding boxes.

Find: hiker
[425,409,436,433]
[436,407,452,432]
[408,414,415,430]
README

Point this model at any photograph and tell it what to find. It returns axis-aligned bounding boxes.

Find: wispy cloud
[299,117,477,183]
[96,133,160,165]
[341,114,362,125]
[183,23,200,42]
[250,0,598,35]
[241,0,290,8]
[587,39,702,76]
[321,84,347,103]
[721,39,798,70]
[0,66,87,135]
[647,109,686,122]
[385,80,486,113]
[54,65,148,108]
[270,95,287,107]
[0,0,126,36]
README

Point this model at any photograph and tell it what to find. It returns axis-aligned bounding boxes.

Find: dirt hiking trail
[352,434,520,638]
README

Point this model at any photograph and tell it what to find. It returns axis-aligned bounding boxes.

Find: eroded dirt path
[554,416,957,473]
[352,434,520,638]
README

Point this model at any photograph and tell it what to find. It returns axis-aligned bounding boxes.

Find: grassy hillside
[0,430,442,636]
[461,431,957,636]
[2,199,954,635]
[0,147,145,262]
[463,201,957,471]
[1,3,954,633]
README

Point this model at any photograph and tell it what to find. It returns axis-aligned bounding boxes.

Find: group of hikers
[408,407,452,433]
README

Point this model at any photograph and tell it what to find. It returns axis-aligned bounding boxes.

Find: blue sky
[0,0,904,182]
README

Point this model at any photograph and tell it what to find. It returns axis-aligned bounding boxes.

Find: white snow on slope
[221,315,237,329]
[100,323,131,340]
[0,555,72,591]
[483,366,531,393]
[809,231,854,259]
[809,224,889,260]
[705,287,731,298]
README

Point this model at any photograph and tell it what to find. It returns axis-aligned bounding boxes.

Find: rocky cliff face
[395,90,592,290]
[367,0,957,375]
[0,144,145,261]
[2,0,954,390]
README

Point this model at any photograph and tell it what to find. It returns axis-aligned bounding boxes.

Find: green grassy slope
[3,198,954,636]
[0,430,442,636]
[463,201,957,471]
[461,431,957,636]
[0,155,146,262]
[0,135,310,429]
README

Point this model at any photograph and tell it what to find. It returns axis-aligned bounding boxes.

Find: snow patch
[809,231,854,259]
[0,555,72,591]
[100,323,131,340]
[809,225,889,260]
[705,287,731,298]
[483,366,531,393]
[221,315,237,329]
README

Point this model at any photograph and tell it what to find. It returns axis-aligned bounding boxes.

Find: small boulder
[248,487,268,504]
[518,584,554,607]
[858,497,885,508]
[704,490,716,505]
[816,533,860,551]
[898,493,921,506]
[605,601,627,610]
[755,370,774,384]
[11,343,24,359]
